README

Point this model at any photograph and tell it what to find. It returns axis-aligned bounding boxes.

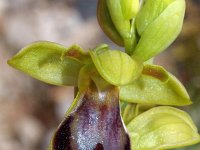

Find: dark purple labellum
[52,82,130,150]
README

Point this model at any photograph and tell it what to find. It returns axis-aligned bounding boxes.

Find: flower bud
[132,0,186,61]
[97,0,139,54]
[97,0,124,46]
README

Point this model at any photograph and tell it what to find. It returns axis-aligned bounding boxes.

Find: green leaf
[127,106,200,150]
[97,0,124,46]
[8,41,84,86]
[90,45,143,86]
[120,64,191,106]
[132,0,185,61]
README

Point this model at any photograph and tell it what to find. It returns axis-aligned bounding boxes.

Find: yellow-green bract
[127,106,200,150]
[120,64,192,106]
[132,0,185,61]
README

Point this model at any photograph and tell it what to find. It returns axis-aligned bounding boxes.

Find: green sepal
[97,0,124,46]
[133,0,185,61]
[89,44,143,86]
[120,64,192,106]
[127,106,200,150]
[8,41,84,86]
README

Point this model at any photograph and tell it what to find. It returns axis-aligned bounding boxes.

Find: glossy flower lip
[51,83,130,150]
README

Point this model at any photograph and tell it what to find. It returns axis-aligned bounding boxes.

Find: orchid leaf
[120,64,191,106]
[90,45,143,86]
[8,41,84,86]
[127,106,200,150]
[133,0,185,61]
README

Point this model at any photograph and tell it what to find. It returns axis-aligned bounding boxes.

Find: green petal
[90,45,143,86]
[127,106,200,150]
[120,64,191,106]
[8,41,84,86]
[133,0,185,61]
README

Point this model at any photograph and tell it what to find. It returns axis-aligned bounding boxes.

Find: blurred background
[0,0,199,150]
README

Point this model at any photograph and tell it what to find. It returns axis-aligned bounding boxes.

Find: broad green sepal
[133,0,185,61]
[8,41,84,86]
[127,106,200,150]
[90,45,143,86]
[120,64,191,106]
[97,0,124,46]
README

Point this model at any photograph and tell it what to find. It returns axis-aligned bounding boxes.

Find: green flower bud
[97,0,124,46]
[97,0,139,54]
[121,0,140,19]
[132,0,186,61]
